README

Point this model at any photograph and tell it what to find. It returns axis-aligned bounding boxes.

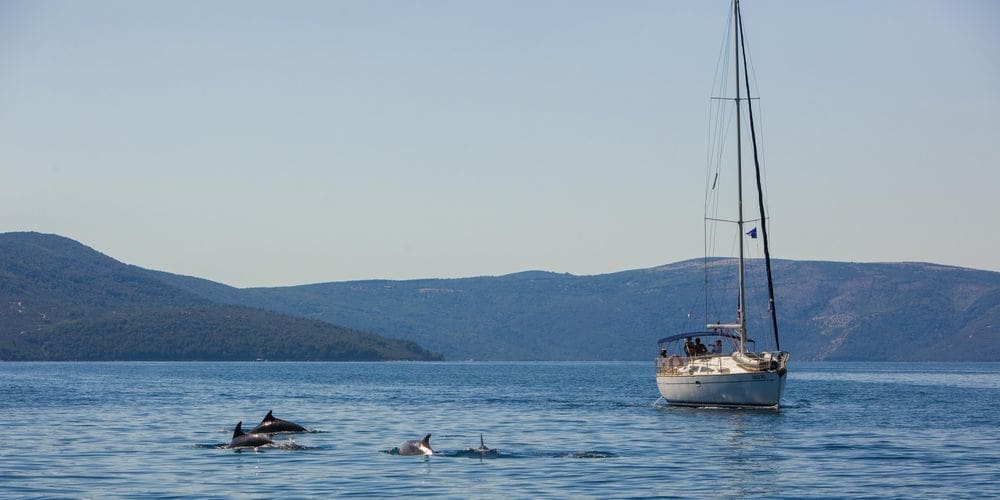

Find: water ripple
[0,361,997,497]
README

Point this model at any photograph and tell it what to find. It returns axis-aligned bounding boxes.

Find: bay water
[1,361,997,497]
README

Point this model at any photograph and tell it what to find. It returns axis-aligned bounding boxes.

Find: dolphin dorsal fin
[422,434,432,447]
[480,434,485,448]
[233,421,245,438]
[263,410,275,422]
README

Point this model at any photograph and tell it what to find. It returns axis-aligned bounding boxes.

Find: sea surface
[1,361,997,498]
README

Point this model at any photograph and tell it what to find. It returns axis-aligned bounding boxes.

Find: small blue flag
[747,227,758,239]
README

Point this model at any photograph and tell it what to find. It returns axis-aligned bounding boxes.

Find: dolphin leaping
[250,410,307,434]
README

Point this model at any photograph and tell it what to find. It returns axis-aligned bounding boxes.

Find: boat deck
[656,352,787,377]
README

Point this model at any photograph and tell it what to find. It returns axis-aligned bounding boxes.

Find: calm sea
[0,361,997,498]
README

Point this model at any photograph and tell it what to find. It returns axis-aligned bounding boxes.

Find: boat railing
[656,353,728,375]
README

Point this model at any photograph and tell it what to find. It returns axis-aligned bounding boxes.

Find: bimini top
[657,331,745,346]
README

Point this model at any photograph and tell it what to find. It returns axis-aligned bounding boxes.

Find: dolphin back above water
[467,433,499,456]
[227,421,274,449]
[397,434,434,456]
[250,410,307,434]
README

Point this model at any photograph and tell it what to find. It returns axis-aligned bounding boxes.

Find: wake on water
[379,448,615,459]
[202,428,618,458]
[195,439,314,451]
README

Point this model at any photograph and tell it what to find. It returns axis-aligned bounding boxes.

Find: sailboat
[655,0,790,408]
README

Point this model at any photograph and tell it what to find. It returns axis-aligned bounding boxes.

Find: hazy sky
[2,0,998,287]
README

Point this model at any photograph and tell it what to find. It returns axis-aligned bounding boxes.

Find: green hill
[0,232,442,361]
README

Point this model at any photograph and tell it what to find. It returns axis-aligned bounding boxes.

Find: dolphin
[466,434,499,456]
[396,434,433,456]
[227,421,274,449]
[474,434,492,453]
[250,410,307,434]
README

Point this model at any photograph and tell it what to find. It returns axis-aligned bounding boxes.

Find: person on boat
[710,339,724,354]
[683,337,695,357]
[694,338,708,356]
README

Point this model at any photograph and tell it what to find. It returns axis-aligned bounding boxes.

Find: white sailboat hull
[656,371,785,408]
[655,353,788,408]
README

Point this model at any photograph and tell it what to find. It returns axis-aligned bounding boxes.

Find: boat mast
[736,1,780,350]
[734,0,747,351]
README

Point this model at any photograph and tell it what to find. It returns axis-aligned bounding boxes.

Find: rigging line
[704,100,726,212]
[704,87,721,203]
[703,220,710,325]
[751,100,769,197]
[736,4,773,235]
[704,98,716,202]
[737,2,780,351]
[704,80,733,315]
[707,95,734,273]
[709,103,733,211]
[725,243,741,324]
[709,170,724,253]
[706,9,734,212]
[711,7,734,104]
[710,98,730,165]
[705,9,732,199]
[705,114,716,199]
[742,16,763,110]
[733,0,747,341]
[706,185,722,273]
[744,251,760,339]
[707,217,762,224]
[709,8,732,104]
[704,5,735,325]
[712,106,728,183]
[742,24,771,216]
[705,104,729,234]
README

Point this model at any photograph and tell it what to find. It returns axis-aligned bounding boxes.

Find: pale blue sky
[2,0,998,287]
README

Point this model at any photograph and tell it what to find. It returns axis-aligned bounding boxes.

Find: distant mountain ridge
[0,232,441,361]
[164,255,999,362]
[3,232,997,361]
